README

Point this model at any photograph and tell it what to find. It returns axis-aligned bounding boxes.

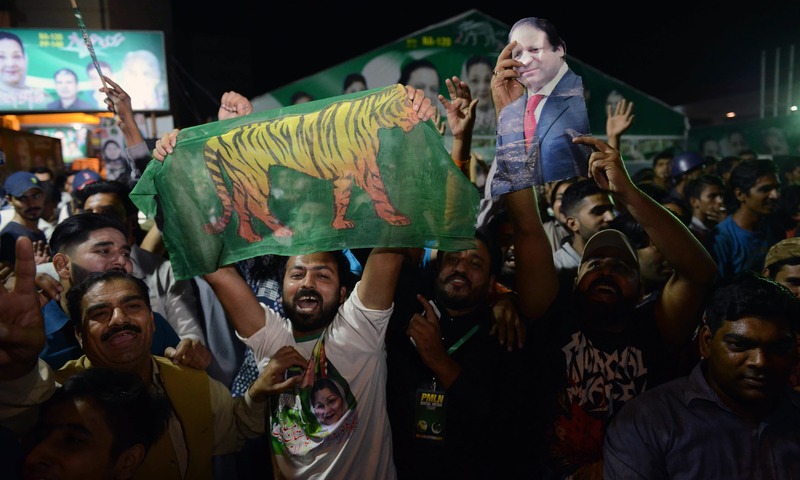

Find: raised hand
[218,91,253,121]
[152,129,180,161]
[439,75,478,140]
[491,41,525,116]
[0,237,45,381]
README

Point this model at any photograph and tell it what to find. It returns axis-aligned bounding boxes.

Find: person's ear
[733,186,747,203]
[114,444,146,479]
[565,215,579,234]
[53,253,71,280]
[698,325,713,359]
[338,285,346,304]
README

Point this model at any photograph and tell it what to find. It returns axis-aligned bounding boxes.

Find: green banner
[131,85,480,280]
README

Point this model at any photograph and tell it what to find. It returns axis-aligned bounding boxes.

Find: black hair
[75,179,137,217]
[548,177,579,207]
[398,59,439,85]
[29,166,53,176]
[0,31,24,53]
[729,159,778,192]
[508,18,566,53]
[631,168,656,186]
[685,174,725,201]
[290,91,314,104]
[661,196,692,226]
[773,154,800,178]
[609,210,649,250]
[311,377,343,400]
[49,212,129,255]
[704,271,800,335]
[342,73,367,93]
[764,256,800,279]
[727,159,779,212]
[40,367,170,459]
[717,156,742,177]
[475,227,502,277]
[651,149,674,168]
[278,251,354,293]
[560,178,608,218]
[66,270,151,336]
[775,183,800,232]
[52,67,78,81]
[464,55,493,74]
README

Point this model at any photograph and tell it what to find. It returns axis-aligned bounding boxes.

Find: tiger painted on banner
[202,84,426,243]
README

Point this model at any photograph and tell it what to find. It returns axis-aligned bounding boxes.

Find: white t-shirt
[246,281,396,480]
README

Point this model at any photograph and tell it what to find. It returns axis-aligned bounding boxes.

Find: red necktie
[524,94,545,152]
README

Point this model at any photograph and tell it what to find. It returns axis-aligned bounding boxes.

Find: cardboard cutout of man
[489,17,591,196]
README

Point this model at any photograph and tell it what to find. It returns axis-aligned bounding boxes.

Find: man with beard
[510,136,718,479]
[36,213,191,370]
[203,249,406,479]
[0,171,47,267]
[384,227,553,479]
[711,159,784,277]
[2,269,274,480]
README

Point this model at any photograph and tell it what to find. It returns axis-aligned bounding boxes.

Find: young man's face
[23,396,136,480]
[8,187,44,221]
[566,194,615,244]
[574,247,640,323]
[59,227,132,286]
[699,315,796,416]
[691,183,725,224]
[738,174,781,216]
[78,277,154,372]
[510,24,563,92]
[772,263,800,298]
[653,158,672,181]
[281,253,345,335]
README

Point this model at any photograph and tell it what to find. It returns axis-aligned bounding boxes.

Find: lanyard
[446,324,480,355]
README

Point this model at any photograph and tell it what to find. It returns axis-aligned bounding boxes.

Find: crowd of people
[0,15,799,480]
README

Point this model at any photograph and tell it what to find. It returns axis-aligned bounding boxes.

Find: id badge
[414,382,446,443]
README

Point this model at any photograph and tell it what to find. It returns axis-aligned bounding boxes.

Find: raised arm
[490,41,525,117]
[101,76,145,148]
[0,237,45,381]
[575,136,718,346]
[503,187,559,320]
[605,98,634,151]
[203,265,266,338]
[439,75,478,176]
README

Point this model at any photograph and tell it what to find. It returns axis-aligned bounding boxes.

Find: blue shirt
[711,215,784,277]
[604,362,800,479]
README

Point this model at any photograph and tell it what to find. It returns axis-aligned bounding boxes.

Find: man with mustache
[385,224,557,479]
[510,136,718,478]
[0,171,47,267]
[163,86,440,479]
[36,213,197,370]
[604,272,800,478]
[711,159,784,277]
[1,265,275,480]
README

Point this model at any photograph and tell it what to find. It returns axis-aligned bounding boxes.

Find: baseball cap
[4,171,44,198]
[580,229,639,269]
[72,169,102,192]
[764,237,800,269]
